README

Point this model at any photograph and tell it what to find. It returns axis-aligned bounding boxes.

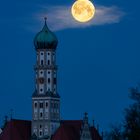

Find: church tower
[31,18,60,139]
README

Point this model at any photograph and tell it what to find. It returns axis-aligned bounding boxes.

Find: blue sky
[0,0,140,132]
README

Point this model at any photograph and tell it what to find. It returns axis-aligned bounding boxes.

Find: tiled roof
[0,119,31,140]
[52,120,83,140]
[90,127,102,140]
[0,119,102,140]
[52,120,102,140]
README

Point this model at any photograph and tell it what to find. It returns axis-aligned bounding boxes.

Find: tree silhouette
[106,124,123,140]
[106,86,140,140]
[123,87,140,140]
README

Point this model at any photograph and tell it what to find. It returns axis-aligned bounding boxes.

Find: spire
[34,18,58,50]
[83,112,88,124]
[93,119,95,126]
[84,112,88,117]
[44,17,47,25]
[42,17,48,31]
[80,113,92,140]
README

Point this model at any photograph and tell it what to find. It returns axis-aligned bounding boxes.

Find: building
[0,18,102,140]
[32,17,60,139]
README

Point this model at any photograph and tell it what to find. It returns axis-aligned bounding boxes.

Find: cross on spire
[84,112,88,117]
[44,17,47,25]
[83,112,88,124]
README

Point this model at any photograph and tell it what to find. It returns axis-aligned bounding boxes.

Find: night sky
[0,0,140,132]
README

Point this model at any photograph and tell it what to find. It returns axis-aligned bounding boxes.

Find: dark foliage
[106,86,140,140]
[123,87,140,140]
[105,125,123,140]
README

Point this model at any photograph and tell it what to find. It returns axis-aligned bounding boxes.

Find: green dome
[34,20,58,50]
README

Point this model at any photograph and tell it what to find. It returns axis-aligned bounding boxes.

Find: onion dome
[34,18,58,50]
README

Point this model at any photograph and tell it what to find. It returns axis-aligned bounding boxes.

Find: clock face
[38,77,44,84]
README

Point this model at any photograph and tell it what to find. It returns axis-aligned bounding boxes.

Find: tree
[123,87,140,140]
[106,86,140,140]
[106,125,123,140]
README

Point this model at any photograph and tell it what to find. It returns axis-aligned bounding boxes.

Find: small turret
[80,113,92,140]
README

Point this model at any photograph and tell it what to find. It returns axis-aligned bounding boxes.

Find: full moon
[71,0,95,23]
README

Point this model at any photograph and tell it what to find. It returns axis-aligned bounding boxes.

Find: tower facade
[32,19,60,139]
